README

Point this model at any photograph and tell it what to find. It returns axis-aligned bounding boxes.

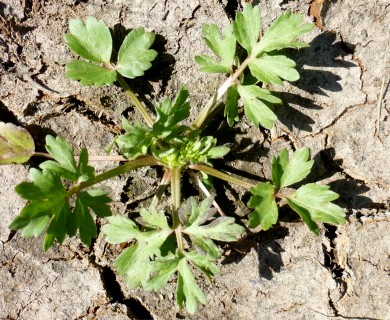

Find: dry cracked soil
[0,0,389,319]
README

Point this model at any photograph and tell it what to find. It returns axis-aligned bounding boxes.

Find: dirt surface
[1,0,389,319]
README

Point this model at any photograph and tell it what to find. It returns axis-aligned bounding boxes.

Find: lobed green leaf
[191,236,221,259]
[102,215,140,244]
[21,215,50,238]
[237,85,279,129]
[117,27,157,79]
[249,54,300,85]
[65,60,117,87]
[138,207,171,230]
[196,24,236,73]
[145,255,181,291]
[114,230,172,289]
[65,16,112,63]
[76,148,95,183]
[72,196,97,246]
[253,11,314,55]
[179,197,216,227]
[287,183,346,233]
[272,147,314,189]
[43,201,70,251]
[177,258,207,314]
[45,135,77,175]
[185,250,220,280]
[181,197,244,243]
[247,182,278,230]
[232,4,261,54]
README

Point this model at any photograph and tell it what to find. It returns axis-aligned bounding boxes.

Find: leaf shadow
[0,100,19,124]
[222,225,289,280]
[291,31,357,95]
[203,116,270,167]
[274,92,318,132]
[273,31,358,132]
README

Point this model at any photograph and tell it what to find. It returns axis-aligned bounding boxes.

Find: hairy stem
[67,155,160,197]
[171,166,184,251]
[33,152,127,162]
[191,56,253,130]
[189,164,255,190]
[32,152,53,159]
[117,74,154,127]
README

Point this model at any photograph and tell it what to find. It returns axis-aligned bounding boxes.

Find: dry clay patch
[0,0,389,319]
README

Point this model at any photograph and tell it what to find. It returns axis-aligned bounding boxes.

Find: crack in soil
[85,242,153,320]
[99,266,153,320]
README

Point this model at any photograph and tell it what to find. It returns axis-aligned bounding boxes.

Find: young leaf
[65,60,117,87]
[225,85,239,127]
[287,198,320,235]
[206,145,230,159]
[114,244,151,289]
[272,147,314,189]
[249,54,300,85]
[0,122,35,165]
[247,182,278,229]
[237,85,280,129]
[195,24,236,73]
[253,11,314,55]
[41,138,96,183]
[271,148,288,190]
[65,16,112,63]
[177,258,207,314]
[232,4,261,54]
[116,119,153,160]
[287,183,346,234]
[153,87,191,139]
[117,27,157,79]
[177,136,230,166]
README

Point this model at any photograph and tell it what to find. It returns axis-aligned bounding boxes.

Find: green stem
[117,74,154,127]
[171,166,182,225]
[171,166,184,251]
[189,164,255,190]
[67,156,160,197]
[191,55,254,130]
[32,153,127,162]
